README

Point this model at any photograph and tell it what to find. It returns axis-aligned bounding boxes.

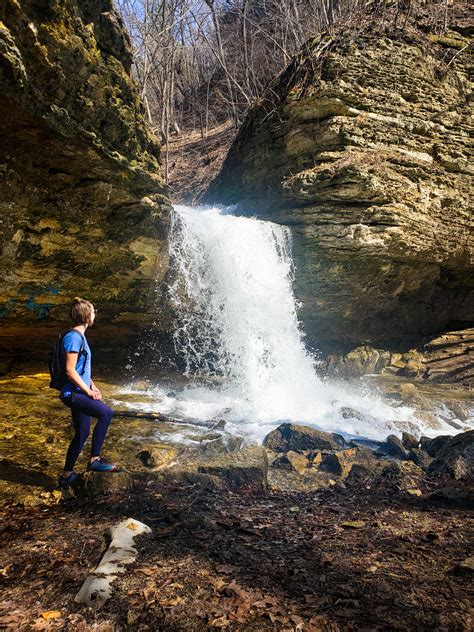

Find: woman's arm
[65,352,100,400]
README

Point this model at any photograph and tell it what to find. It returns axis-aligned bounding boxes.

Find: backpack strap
[67,330,87,374]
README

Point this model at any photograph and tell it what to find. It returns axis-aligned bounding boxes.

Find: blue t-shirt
[60,330,91,398]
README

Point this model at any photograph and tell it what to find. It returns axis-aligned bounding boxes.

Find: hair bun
[73,296,82,302]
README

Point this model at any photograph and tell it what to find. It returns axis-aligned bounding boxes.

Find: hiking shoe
[87,457,119,473]
[58,472,79,488]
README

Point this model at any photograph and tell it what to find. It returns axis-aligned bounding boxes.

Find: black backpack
[48,330,85,390]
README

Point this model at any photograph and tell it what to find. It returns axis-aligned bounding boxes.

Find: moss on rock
[0,0,172,363]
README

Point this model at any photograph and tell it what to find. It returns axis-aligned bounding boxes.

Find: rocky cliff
[206,6,473,378]
[0,0,170,366]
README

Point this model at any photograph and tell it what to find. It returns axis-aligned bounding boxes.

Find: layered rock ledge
[206,7,473,380]
[0,0,171,363]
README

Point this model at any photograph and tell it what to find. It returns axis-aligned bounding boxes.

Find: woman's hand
[90,381,103,400]
[87,388,101,400]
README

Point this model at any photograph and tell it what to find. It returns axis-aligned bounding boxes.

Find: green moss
[427,33,469,50]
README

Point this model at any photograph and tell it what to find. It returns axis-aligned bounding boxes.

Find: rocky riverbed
[0,372,472,630]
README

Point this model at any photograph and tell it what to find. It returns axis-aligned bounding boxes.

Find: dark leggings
[62,392,113,471]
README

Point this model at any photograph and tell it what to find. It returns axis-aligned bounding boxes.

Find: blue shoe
[58,472,79,488]
[87,457,119,473]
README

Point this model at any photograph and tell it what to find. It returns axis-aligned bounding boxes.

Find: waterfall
[122,204,462,443]
[168,204,326,422]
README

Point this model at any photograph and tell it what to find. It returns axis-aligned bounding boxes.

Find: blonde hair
[70,297,94,325]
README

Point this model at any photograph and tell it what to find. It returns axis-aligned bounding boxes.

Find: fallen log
[112,409,218,428]
[75,518,151,607]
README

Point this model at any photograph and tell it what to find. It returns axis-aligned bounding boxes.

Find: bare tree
[116,0,459,182]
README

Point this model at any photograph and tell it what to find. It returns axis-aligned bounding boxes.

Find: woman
[58,297,118,488]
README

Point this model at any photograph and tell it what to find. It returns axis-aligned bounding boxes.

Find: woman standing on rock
[58,297,118,488]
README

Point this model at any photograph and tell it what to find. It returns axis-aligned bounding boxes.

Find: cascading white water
[120,204,464,443]
[168,204,328,422]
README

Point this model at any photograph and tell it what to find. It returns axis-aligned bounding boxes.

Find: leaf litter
[0,477,473,630]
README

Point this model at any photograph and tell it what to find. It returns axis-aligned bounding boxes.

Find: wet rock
[375,436,408,460]
[443,418,464,431]
[191,432,222,442]
[387,434,405,450]
[349,438,382,450]
[340,407,364,420]
[263,423,345,453]
[137,447,178,469]
[420,435,454,457]
[447,401,470,422]
[427,430,474,481]
[399,383,418,402]
[212,419,227,429]
[346,464,375,487]
[81,472,143,497]
[197,435,244,456]
[271,454,294,471]
[375,461,424,491]
[197,437,228,456]
[402,432,419,451]
[319,447,376,479]
[198,446,268,490]
[408,448,433,470]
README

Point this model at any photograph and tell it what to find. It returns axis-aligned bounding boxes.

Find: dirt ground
[0,373,473,631]
[1,476,473,631]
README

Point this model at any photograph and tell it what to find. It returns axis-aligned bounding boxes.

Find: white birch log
[75,518,152,607]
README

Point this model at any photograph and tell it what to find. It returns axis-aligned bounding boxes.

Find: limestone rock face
[206,18,473,358]
[0,0,171,360]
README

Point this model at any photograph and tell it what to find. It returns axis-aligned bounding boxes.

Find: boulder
[426,486,473,508]
[197,435,244,456]
[271,454,294,471]
[198,446,268,490]
[408,448,433,471]
[447,401,470,422]
[427,431,474,481]
[346,464,376,487]
[374,461,424,491]
[263,423,345,453]
[271,450,309,474]
[402,432,419,451]
[375,437,408,460]
[81,471,143,497]
[137,446,178,469]
[420,435,454,457]
[319,447,376,479]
